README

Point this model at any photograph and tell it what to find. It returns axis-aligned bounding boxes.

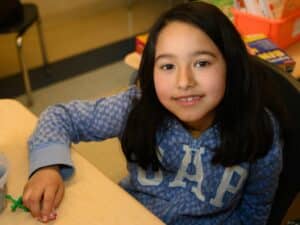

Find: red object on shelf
[135,34,148,54]
[232,8,300,49]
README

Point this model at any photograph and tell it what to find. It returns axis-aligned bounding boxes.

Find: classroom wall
[21,0,127,19]
[0,0,129,79]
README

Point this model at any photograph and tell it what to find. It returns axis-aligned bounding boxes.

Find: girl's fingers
[41,185,57,219]
[22,187,44,218]
[53,184,64,210]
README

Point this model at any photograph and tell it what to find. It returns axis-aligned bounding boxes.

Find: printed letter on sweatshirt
[210,166,248,207]
[169,145,205,201]
[137,147,164,186]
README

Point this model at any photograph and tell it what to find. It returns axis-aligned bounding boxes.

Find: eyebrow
[155,50,217,62]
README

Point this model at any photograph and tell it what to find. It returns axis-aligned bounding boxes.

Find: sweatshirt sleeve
[226,111,283,225]
[28,86,140,179]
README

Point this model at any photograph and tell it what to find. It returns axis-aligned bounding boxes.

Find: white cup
[0,153,9,213]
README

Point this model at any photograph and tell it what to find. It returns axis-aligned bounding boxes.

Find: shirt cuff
[29,144,74,180]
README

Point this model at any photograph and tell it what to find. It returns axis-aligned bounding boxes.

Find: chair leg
[127,0,133,10]
[36,16,49,67]
[16,36,33,106]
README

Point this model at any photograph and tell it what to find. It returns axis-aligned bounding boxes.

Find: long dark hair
[121,1,282,169]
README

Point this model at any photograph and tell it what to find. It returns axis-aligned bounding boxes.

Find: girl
[23,1,283,224]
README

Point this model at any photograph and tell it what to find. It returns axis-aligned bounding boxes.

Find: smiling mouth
[173,95,204,105]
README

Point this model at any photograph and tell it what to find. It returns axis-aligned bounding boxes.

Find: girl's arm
[226,112,283,225]
[23,86,140,222]
[28,86,140,179]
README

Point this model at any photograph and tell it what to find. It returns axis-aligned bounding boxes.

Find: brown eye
[194,60,210,68]
[161,64,175,70]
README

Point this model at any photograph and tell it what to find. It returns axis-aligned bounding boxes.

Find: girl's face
[154,21,226,132]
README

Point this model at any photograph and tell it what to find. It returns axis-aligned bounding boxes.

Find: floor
[16,61,134,115]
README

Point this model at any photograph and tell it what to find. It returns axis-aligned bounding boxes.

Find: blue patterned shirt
[28,86,282,225]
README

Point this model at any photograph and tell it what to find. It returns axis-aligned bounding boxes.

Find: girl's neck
[183,113,216,138]
[188,128,203,138]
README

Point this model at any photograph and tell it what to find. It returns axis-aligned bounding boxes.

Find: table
[124,52,141,71]
[0,99,164,225]
[124,41,300,79]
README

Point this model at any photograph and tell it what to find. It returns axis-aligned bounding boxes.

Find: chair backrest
[254,57,300,225]
[0,0,23,27]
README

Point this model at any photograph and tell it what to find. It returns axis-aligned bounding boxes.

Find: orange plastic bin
[232,8,300,49]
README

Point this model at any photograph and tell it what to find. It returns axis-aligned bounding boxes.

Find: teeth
[178,96,199,102]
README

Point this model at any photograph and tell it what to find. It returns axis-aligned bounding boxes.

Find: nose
[176,67,196,90]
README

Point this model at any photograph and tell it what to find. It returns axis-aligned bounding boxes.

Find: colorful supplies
[244,34,296,73]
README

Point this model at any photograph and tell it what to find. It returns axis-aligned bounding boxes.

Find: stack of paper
[233,0,300,19]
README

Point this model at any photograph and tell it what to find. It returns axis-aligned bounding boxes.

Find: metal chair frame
[0,3,49,106]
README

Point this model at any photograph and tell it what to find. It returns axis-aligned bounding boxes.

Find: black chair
[0,3,49,106]
[253,56,300,225]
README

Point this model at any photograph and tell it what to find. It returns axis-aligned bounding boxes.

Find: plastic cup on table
[0,153,9,213]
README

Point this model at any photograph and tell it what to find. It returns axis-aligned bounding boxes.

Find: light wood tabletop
[0,99,164,225]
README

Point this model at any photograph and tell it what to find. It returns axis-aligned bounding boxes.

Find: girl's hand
[22,165,64,223]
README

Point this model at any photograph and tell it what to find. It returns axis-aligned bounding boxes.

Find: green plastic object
[5,195,29,212]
